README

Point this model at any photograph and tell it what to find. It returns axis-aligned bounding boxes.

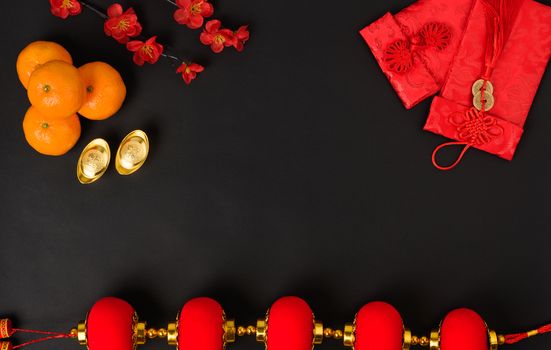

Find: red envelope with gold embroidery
[424,0,551,169]
[359,0,475,109]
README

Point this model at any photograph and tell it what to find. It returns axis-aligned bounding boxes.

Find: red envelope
[424,0,551,169]
[360,0,475,109]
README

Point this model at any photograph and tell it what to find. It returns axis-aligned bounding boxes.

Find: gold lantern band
[0,320,12,339]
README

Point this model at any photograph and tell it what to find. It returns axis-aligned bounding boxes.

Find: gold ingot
[343,323,355,347]
[488,329,498,350]
[256,319,267,343]
[471,79,494,95]
[77,139,110,184]
[167,322,178,346]
[429,329,440,350]
[313,321,324,345]
[115,130,149,175]
[223,319,236,344]
[402,328,412,350]
[77,320,87,346]
[473,91,495,111]
[135,322,147,345]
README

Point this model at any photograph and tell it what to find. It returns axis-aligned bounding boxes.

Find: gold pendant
[473,90,495,111]
[471,79,494,95]
[471,79,495,111]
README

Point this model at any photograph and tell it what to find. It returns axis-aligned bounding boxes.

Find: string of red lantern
[1,296,551,350]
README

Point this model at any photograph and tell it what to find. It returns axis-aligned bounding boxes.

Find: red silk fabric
[361,0,551,165]
[359,0,474,109]
[424,0,551,161]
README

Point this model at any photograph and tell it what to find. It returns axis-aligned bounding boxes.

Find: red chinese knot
[384,22,451,74]
[449,107,503,146]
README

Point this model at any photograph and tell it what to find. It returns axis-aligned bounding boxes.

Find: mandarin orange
[78,62,126,120]
[16,41,73,89]
[22,106,81,156]
[27,60,85,119]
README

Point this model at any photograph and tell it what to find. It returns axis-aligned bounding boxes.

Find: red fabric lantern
[86,297,137,350]
[354,302,404,350]
[439,308,489,350]
[177,297,225,350]
[266,296,314,350]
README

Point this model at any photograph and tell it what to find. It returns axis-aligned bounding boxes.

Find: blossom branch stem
[161,51,186,65]
[163,0,179,7]
[80,0,108,20]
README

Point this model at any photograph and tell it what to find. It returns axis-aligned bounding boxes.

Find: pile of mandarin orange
[17,41,126,156]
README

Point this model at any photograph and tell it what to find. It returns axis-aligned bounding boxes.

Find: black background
[1,1,551,350]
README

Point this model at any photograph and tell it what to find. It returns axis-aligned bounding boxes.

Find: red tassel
[10,329,75,349]
[503,323,551,344]
[479,0,525,79]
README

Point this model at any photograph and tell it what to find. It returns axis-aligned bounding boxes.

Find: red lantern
[257,296,323,350]
[353,302,406,350]
[83,297,141,350]
[166,297,235,350]
[1,295,550,350]
[438,308,491,350]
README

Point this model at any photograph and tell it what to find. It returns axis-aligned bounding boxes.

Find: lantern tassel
[503,322,551,344]
[10,329,74,349]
